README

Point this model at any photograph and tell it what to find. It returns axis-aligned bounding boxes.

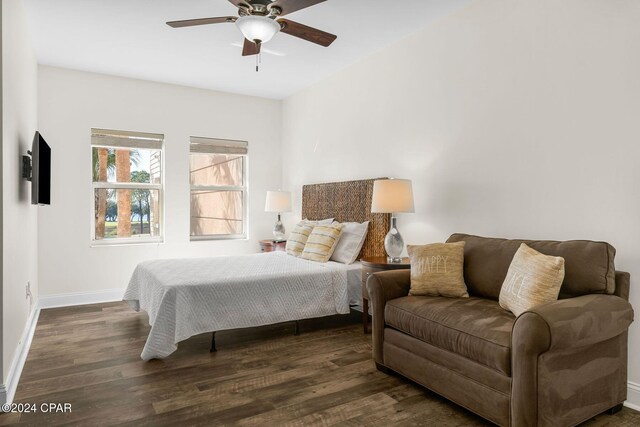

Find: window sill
[190,235,248,242]
[91,237,164,247]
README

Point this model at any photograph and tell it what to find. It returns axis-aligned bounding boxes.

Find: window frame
[90,128,165,246]
[189,137,248,241]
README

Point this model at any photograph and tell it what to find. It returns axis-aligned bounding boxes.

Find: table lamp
[265,190,292,241]
[371,179,415,262]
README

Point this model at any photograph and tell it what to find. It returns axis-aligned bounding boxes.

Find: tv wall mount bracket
[22,151,32,182]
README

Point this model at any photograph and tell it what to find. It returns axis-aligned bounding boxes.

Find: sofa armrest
[510,294,634,426]
[518,294,634,351]
[366,270,411,364]
[615,271,631,301]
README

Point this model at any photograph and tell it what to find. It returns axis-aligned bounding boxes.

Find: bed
[124,178,390,360]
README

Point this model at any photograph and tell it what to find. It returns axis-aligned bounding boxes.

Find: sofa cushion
[499,244,565,316]
[385,296,515,375]
[446,234,616,300]
[407,242,469,298]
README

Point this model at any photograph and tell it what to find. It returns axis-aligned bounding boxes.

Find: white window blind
[189,137,248,155]
[91,128,164,150]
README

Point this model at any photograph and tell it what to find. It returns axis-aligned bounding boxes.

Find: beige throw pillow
[408,242,469,298]
[499,243,565,317]
[300,223,344,263]
[285,221,316,257]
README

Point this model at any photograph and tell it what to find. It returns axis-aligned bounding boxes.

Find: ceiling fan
[167,0,337,70]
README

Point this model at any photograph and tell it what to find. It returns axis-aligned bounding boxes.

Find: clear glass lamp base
[384,217,405,263]
[273,219,286,241]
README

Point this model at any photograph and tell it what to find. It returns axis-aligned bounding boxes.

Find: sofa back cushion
[446,234,616,300]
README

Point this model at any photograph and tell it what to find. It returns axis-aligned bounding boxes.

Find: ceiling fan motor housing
[240,0,282,17]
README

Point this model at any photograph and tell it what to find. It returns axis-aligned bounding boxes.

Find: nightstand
[361,256,411,334]
[259,240,286,253]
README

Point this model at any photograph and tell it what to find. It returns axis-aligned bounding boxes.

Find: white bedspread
[123,252,350,360]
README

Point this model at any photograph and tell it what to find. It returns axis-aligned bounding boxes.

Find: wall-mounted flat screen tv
[31,131,51,205]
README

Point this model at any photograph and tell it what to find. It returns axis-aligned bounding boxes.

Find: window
[91,128,163,244]
[189,137,248,240]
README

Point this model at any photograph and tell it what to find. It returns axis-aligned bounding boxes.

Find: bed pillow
[330,221,370,264]
[304,218,334,224]
[286,221,316,257]
[408,242,469,298]
[499,243,565,317]
[301,223,344,263]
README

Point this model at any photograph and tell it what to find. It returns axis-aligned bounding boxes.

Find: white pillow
[330,221,370,264]
[304,218,334,224]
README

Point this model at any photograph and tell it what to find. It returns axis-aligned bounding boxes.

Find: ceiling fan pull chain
[255,41,262,72]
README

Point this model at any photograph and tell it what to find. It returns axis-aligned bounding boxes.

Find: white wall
[37,66,282,297]
[282,0,640,406]
[1,0,38,393]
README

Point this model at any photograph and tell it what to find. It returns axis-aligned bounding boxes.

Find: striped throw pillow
[286,221,316,257]
[301,223,344,263]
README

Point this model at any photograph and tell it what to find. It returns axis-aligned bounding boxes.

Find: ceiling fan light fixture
[235,15,280,44]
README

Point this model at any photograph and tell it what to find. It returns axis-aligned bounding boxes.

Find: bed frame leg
[210,332,217,352]
[294,320,300,336]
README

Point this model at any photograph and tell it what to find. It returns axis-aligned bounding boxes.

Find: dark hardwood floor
[1,302,638,426]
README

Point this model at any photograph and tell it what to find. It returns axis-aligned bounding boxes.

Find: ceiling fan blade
[226,0,247,8]
[278,19,336,47]
[242,38,261,56]
[270,0,326,17]
[166,16,237,28]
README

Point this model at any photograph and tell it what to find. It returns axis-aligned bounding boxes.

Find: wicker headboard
[302,178,390,259]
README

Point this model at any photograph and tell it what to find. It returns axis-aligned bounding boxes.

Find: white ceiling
[24,0,471,99]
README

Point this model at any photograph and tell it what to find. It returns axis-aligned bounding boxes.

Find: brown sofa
[366,234,634,426]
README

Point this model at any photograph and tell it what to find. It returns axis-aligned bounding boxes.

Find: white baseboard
[38,288,124,309]
[626,381,640,411]
[0,303,40,405]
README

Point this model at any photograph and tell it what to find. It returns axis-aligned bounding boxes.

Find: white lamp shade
[265,190,292,213]
[236,16,281,44]
[371,179,415,213]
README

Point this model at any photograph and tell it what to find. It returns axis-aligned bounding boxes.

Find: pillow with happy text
[408,242,469,298]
